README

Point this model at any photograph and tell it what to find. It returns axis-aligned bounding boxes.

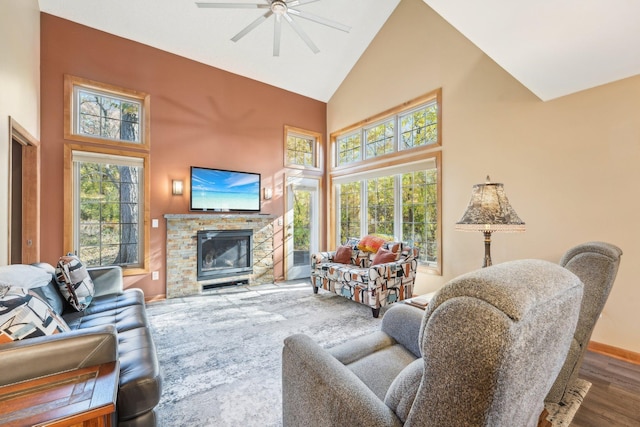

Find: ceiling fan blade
[196,2,269,9]
[287,8,351,32]
[286,0,321,6]
[231,10,273,42]
[274,14,282,56]
[283,13,319,54]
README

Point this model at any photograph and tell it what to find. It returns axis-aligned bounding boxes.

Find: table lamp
[456,176,525,267]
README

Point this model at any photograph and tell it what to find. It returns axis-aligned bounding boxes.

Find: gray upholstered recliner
[546,241,622,403]
[283,259,584,427]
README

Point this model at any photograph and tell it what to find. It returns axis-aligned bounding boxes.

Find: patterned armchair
[310,241,419,317]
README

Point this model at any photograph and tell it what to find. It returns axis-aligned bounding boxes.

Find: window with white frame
[335,157,440,269]
[399,103,438,149]
[284,126,322,170]
[64,74,150,150]
[336,132,361,166]
[333,94,439,167]
[65,148,149,273]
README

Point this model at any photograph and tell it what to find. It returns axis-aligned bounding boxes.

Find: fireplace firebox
[197,229,253,282]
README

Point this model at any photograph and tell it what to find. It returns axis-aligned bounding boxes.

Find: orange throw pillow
[333,245,353,264]
[372,247,397,265]
[357,235,387,253]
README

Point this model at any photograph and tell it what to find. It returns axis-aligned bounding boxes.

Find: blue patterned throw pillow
[55,254,95,311]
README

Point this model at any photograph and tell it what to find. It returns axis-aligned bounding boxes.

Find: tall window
[367,176,395,235]
[331,89,442,274]
[339,181,361,239]
[335,157,440,269]
[64,75,150,275]
[72,151,145,268]
[284,126,321,171]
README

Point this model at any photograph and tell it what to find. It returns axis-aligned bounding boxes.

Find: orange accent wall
[40,13,326,297]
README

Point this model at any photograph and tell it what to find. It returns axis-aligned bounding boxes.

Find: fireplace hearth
[197,229,252,282]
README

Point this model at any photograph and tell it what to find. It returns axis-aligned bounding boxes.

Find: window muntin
[399,102,438,150]
[64,75,150,150]
[76,87,142,143]
[284,126,321,170]
[365,120,395,159]
[73,151,144,269]
[336,132,361,166]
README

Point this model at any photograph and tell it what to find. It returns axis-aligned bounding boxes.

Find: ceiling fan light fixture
[271,0,287,16]
[196,0,349,56]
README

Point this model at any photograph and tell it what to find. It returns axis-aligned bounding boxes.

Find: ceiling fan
[196,0,351,56]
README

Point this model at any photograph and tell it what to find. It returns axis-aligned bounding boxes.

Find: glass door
[285,176,319,280]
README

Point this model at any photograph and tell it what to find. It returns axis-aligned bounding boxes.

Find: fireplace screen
[197,229,253,281]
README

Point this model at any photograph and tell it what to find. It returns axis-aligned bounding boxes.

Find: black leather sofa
[0,263,162,427]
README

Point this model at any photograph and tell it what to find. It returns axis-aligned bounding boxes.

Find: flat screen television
[190,166,261,212]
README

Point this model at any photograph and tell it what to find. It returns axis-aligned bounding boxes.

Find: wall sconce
[263,187,273,200]
[172,179,184,196]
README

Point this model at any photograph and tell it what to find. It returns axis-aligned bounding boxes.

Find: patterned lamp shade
[456,176,525,267]
[456,176,525,232]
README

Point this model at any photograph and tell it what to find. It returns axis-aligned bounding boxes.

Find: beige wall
[328,0,640,353]
[0,0,40,265]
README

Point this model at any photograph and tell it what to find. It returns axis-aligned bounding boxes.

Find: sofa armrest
[0,325,118,386]
[381,304,424,358]
[283,334,402,427]
[88,265,124,296]
[310,251,336,267]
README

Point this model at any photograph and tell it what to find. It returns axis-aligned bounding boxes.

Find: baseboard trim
[146,294,166,303]
[588,341,640,365]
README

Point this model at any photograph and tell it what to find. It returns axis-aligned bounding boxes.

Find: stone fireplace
[165,214,275,298]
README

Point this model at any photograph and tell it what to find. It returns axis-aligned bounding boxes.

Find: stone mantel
[164,213,276,298]
[164,213,277,221]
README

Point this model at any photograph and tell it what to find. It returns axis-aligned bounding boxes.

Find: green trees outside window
[337,167,438,267]
[77,159,143,268]
[77,89,141,143]
[339,181,361,240]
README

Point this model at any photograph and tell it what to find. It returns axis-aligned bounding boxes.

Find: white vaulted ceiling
[38,0,640,102]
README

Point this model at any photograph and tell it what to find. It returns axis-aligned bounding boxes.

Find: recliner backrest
[406,260,583,427]
[546,241,622,403]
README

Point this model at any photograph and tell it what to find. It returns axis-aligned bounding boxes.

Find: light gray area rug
[146,281,590,427]
[146,281,382,426]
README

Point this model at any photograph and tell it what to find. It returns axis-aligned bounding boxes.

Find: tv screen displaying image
[190,166,261,212]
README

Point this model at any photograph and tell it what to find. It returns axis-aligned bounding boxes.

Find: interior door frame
[284,173,321,280]
[8,117,40,264]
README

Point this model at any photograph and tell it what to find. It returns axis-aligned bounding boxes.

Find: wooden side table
[0,361,119,427]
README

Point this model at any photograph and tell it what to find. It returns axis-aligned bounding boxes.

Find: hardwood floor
[571,350,640,426]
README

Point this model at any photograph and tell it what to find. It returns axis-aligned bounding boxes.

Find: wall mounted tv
[190,166,261,212]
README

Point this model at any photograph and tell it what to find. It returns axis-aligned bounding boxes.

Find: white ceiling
[38,0,640,102]
[38,0,401,102]
[425,0,640,101]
